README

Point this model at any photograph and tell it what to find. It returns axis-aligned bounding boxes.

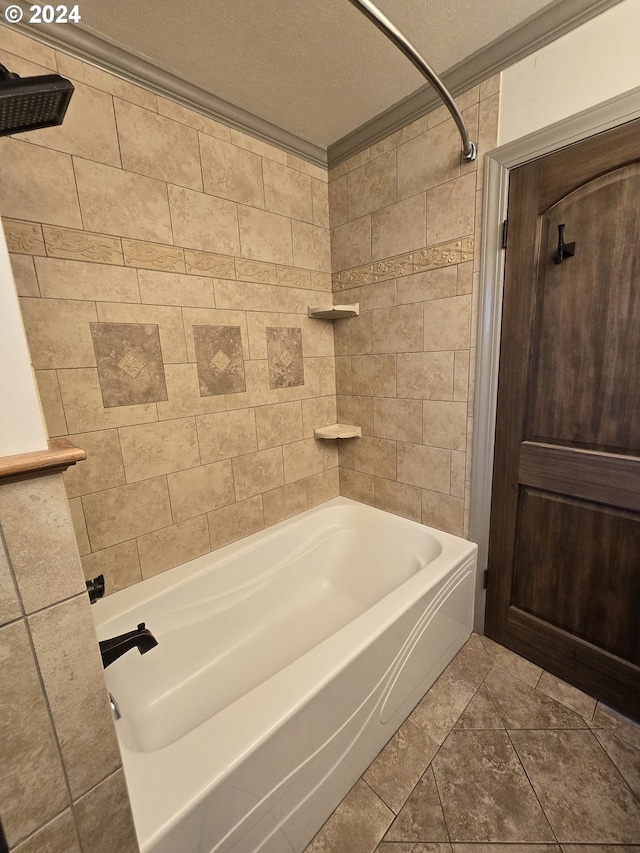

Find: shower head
[0,64,74,136]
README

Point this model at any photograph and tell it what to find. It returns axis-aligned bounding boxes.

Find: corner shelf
[307,303,359,320]
[313,423,362,440]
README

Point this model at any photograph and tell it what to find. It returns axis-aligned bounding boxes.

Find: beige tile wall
[330,77,500,536]
[1,26,337,597]
[0,473,139,853]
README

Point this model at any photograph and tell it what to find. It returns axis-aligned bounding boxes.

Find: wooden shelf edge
[0,439,87,484]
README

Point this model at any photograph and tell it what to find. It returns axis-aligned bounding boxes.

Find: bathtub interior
[93,498,477,853]
[97,500,444,752]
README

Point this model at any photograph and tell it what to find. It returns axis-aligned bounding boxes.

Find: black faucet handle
[137,622,146,631]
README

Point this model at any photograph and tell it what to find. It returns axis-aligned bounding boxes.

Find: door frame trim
[469,85,640,633]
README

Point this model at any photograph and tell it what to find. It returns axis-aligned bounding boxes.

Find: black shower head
[0,64,74,136]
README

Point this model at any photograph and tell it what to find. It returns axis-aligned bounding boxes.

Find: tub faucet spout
[99,622,158,668]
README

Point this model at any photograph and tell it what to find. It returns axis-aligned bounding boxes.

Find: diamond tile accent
[117,350,146,378]
[193,325,246,397]
[91,322,167,407]
[210,349,231,373]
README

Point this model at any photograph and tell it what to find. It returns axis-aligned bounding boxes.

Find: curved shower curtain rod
[348,0,477,162]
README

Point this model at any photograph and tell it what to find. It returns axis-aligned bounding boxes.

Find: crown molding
[0,4,328,167]
[0,0,624,169]
[327,0,624,166]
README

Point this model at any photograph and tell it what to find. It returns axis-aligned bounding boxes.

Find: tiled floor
[303,633,640,852]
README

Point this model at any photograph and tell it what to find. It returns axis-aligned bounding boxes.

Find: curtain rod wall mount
[348,0,478,162]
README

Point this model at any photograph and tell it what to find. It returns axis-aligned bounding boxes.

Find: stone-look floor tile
[384,767,448,842]
[81,540,142,595]
[409,670,476,745]
[594,704,640,750]
[1,475,86,614]
[536,671,597,721]
[378,845,451,853]
[29,596,121,799]
[562,846,640,853]
[364,720,439,814]
[446,633,493,688]
[74,770,138,853]
[593,728,640,799]
[510,729,640,843]
[305,779,393,853]
[479,635,543,687]
[484,666,587,730]
[452,846,559,853]
[13,809,82,853]
[453,684,504,730]
[0,621,69,846]
[433,730,555,842]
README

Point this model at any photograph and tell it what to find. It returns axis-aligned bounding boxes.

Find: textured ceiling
[69,0,569,148]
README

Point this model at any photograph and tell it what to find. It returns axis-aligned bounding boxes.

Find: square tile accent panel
[266,327,304,389]
[193,325,246,397]
[91,322,168,407]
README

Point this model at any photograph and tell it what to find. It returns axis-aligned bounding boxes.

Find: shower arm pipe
[347,0,477,161]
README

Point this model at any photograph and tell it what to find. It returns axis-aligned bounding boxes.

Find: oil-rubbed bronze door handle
[552,223,576,265]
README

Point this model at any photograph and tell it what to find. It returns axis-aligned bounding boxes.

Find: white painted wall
[0,223,49,456]
[499,0,640,145]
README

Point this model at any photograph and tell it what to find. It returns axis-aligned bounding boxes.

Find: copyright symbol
[4,5,24,22]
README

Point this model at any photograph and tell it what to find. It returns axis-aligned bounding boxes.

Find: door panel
[529,163,640,452]
[485,119,640,720]
[512,488,640,663]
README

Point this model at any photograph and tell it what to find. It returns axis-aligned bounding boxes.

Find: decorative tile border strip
[332,236,474,291]
[2,218,331,291]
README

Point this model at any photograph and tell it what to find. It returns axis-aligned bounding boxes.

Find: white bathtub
[93,497,477,853]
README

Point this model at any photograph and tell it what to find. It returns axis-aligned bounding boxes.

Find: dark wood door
[485,119,640,720]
